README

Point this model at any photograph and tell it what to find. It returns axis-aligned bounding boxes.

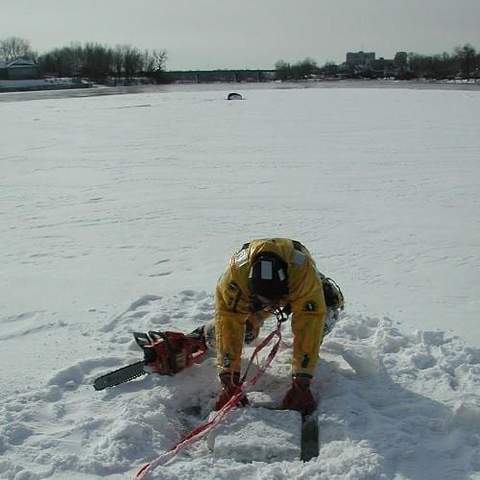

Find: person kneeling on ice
[191,238,344,415]
[94,238,344,415]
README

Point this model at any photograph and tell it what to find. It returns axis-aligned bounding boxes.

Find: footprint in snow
[148,271,172,277]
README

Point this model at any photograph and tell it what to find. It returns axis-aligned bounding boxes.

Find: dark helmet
[248,252,289,302]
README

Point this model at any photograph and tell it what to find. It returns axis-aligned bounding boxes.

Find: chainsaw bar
[93,361,147,391]
[301,410,319,461]
[251,403,319,461]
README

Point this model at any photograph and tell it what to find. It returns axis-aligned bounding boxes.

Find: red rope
[133,321,283,479]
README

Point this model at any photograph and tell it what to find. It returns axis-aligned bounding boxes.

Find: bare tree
[274,60,291,80]
[39,43,84,76]
[275,58,318,80]
[454,44,477,78]
[0,36,36,62]
[112,46,124,77]
[82,43,114,79]
[118,45,143,77]
[149,49,168,72]
[142,49,168,82]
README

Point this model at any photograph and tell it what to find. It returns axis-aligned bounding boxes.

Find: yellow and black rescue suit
[215,238,326,377]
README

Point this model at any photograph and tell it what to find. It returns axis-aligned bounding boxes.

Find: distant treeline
[0,36,168,82]
[275,45,480,80]
[1,36,479,82]
[39,44,167,81]
[408,45,478,79]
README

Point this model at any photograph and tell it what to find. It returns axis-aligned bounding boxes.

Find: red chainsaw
[93,330,208,391]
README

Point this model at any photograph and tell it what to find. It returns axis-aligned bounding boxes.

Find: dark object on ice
[301,411,319,461]
[227,92,243,100]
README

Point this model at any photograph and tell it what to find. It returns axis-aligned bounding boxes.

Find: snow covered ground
[1,85,479,479]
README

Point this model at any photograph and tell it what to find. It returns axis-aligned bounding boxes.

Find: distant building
[1,58,40,80]
[346,51,376,67]
[372,57,395,76]
[342,50,410,78]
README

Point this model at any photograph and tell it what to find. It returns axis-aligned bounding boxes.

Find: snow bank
[1,291,479,480]
[0,78,91,92]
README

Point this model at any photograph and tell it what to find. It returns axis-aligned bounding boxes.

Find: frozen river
[1,82,480,480]
[1,83,479,391]
[1,78,480,103]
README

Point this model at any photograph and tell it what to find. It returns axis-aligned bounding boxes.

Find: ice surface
[209,408,302,462]
[1,84,480,480]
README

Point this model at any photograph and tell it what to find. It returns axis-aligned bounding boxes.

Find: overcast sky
[1,0,479,70]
